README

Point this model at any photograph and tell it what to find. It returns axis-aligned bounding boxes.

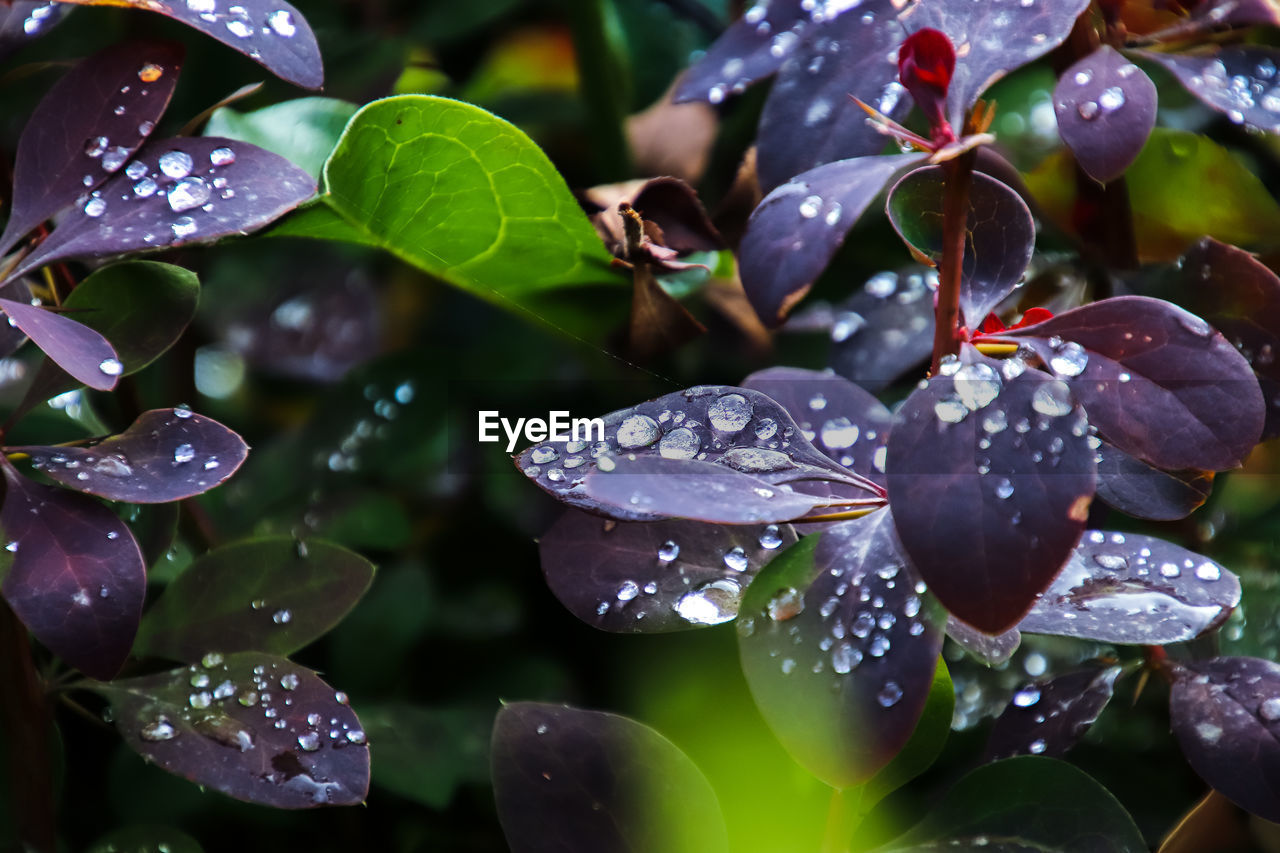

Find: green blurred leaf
[328,562,431,694]
[362,703,491,808]
[205,97,359,182]
[134,536,375,663]
[88,824,204,853]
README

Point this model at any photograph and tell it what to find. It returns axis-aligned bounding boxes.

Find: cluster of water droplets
[932,356,1004,425]
[948,636,1106,730]
[181,1,299,42]
[1063,64,1135,122]
[1183,54,1280,131]
[19,3,59,37]
[306,380,414,475]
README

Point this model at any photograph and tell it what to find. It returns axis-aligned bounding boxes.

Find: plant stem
[0,600,55,852]
[564,0,632,182]
[822,787,850,853]
[930,150,976,374]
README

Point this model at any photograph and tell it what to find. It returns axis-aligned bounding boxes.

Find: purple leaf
[1005,296,1265,471]
[672,0,810,105]
[1170,656,1280,822]
[16,408,247,503]
[738,511,944,788]
[983,666,1122,761]
[93,652,368,808]
[581,456,829,524]
[0,39,183,256]
[0,465,145,680]
[1053,46,1157,184]
[491,702,730,853]
[0,3,71,61]
[886,166,1035,328]
[6,136,316,283]
[1136,46,1280,135]
[1189,0,1280,28]
[0,299,120,391]
[513,385,869,521]
[1095,440,1212,521]
[946,616,1020,666]
[740,154,922,327]
[58,0,322,89]
[886,348,1096,633]
[537,509,796,632]
[1019,530,1240,645]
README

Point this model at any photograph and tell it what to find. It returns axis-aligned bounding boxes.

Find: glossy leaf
[1137,46,1280,135]
[1006,296,1264,471]
[738,513,944,788]
[0,3,70,61]
[880,756,1145,852]
[1170,656,1280,823]
[740,154,922,327]
[825,269,936,392]
[886,350,1096,633]
[0,465,145,680]
[858,658,955,806]
[1095,441,1212,521]
[57,0,322,89]
[362,704,491,809]
[515,384,864,521]
[886,167,1035,328]
[946,616,1021,666]
[491,702,730,853]
[671,0,810,105]
[0,39,183,256]
[1019,530,1240,645]
[984,666,1122,761]
[1054,46,1157,183]
[6,136,316,282]
[134,537,375,663]
[205,97,360,182]
[17,409,247,504]
[538,509,796,632]
[0,299,120,391]
[93,652,368,807]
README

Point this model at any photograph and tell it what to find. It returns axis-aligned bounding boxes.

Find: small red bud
[898,28,957,146]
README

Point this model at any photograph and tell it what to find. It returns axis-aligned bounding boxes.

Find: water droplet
[98,358,123,377]
[173,443,195,464]
[273,609,292,624]
[1098,86,1125,112]
[280,673,300,690]
[754,418,778,440]
[168,176,211,212]
[766,587,804,621]
[202,651,224,668]
[140,717,177,741]
[189,691,212,709]
[616,580,640,601]
[226,19,254,37]
[759,525,783,549]
[1077,100,1099,120]
[125,161,148,180]
[877,681,903,707]
[1049,341,1088,377]
[267,9,297,36]
[721,447,794,473]
[994,478,1014,500]
[1013,686,1041,707]
[658,427,700,459]
[1093,553,1128,571]
[529,446,557,465]
[159,150,194,179]
[1031,381,1073,417]
[1196,562,1221,581]
[832,642,862,674]
[934,396,969,423]
[209,147,236,167]
[675,578,741,625]
[297,732,321,751]
[1074,69,1092,86]
[1261,697,1280,722]
[138,62,164,82]
[102,146,130,172]
[616,414,660,448]
[133,177,158,198]
[84,136,109,158]
[708,393,753,432]
[83,197,107,217]
[798,195,822,218]
[171,215,198,239]
[954,363,1002,410]
[722,546,748,572]
[820,417,859,449]
[1029,738,1047,754]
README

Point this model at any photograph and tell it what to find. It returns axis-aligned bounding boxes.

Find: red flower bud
[897,28,956,146]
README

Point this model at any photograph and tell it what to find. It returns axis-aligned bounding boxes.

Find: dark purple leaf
[0,465,145,680]
[133,537,375,663]
[1095,440,1212,521]
[93,652,368,808]
[737,511,945,788]
[1005,296,1265,471]
[1019,530,1240,645]
[754,7,906,192]
[6,136,316,283]
[0,3,71,62]
[580,177,722,256]
[672,0,810,105]
[491,702,730,853]
[886,167,1035,328]
[0,298,120,391]
[537,509,796,632]
[1170,656,1280,823]
[1136,46,1280,135]
[946,616,1021,666]
[984,666,1121,761]
[820,268,936,392]
[906,0,1093,126]
[514,385,871,521]
[1190,0,1280,28]
[580,456,829,524]
[17,408,247,503]
[1053,46,1157,183]
[740,154,922,327]
[886,348,1097,633]
[59,0,321,89]
[0,39,183,257]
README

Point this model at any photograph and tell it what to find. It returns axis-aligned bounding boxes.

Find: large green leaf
[271,95,623,333]
[205,97,360,181]
[362,703,492,808]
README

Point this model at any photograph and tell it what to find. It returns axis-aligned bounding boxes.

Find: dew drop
[173,443,195,464]
[1077,100,1099,120]
[877,681,903,707]
[209,147,236,167]
[798,195,822,218]
[159,150,194,179]
[1260,697,1280,722]
[83,197,107,217]
[1098,86,1125,111]
[1195,562,1221,581]
[675,578,741,625]
[168,176,211,212]
[138,62,164,82]
[202,651,224,668]
[140,717,177,741]
[1013,686,1041,707]
[297,732,321,751]
[1029,738,1047,754]
[99,358,123,376]
[658,427,700,459]
[708,393,753,432]
[766,587,804,621]
[273,609,292,624]
[616,580,640,601]
[280,672,300,690]
[820,417,859,449]
[1049,341,1089,377]
[759,525,783,550]
[658,540,680,562]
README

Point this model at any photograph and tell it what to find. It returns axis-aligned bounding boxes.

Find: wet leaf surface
[1019,531,1239,645]
[672,0,810,106]
[1094,441,1212,521]
[134,537,375,663]
[0,298,120,391]
[491,702,730,853]
[205,97,359,181]
[362,703,491,809]
[93,652,368,808]
[1170,656,1280,823]
[0,465,145,680]
[538,509,796,632]
[1137,46,1280,135]
[738,512,944,788]
[0,3,70,61]
[886,167,1035,329]
[1006,296,1264,471]
[7,136,316,281]
[983,666,1122,761]
[1053,46,1157,183]
[0,39,183,256]
[740,154,922,327]
[824,268,937,393]
[17,408,247,503]
[886,349,1096,633]
[57,0,322,89]
[946,616,1021,666]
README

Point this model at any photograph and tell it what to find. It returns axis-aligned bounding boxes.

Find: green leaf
[88,824,204,853]
[362,703,492,808]
[133,536,375,663]
[879,756,1146,852]
[270,95,623,335]
[205,97,360,182]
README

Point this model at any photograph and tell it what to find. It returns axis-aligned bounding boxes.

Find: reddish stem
[931,150,976,374]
